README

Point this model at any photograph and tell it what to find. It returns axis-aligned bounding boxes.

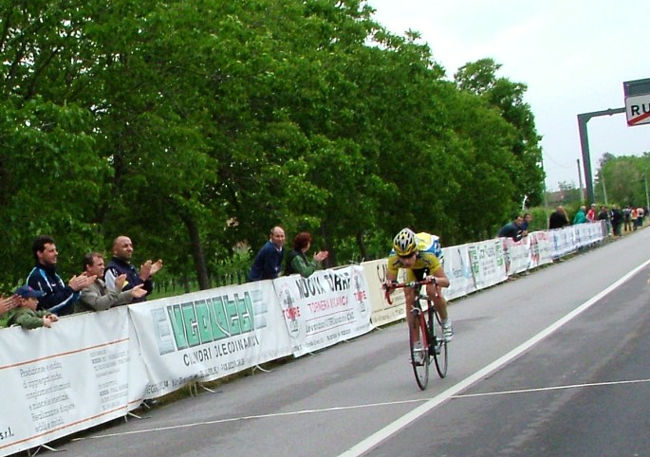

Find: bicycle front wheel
[409,310,430,390]
[431,310,448,378]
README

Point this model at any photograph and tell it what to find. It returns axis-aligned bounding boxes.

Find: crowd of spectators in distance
[497,203,648,242]
[0,234,163,330]
[565,204,646,237]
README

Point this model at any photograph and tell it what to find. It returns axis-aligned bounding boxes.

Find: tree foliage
[1,0,551,290]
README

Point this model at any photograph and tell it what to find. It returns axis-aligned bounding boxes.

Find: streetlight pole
[643,168,650,211]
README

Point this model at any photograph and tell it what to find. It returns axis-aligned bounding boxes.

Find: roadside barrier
[0,222,606,456]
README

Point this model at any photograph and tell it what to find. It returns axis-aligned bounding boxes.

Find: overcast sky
[367,0,650,191]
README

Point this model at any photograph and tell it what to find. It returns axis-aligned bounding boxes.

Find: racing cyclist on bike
[385,228,454,345]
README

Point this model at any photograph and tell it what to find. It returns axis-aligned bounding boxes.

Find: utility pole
[645,171,649,210]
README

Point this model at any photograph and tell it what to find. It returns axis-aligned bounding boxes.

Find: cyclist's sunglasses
[398,253,416,260]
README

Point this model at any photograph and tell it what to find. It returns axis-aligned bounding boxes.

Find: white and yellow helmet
[393,228,417,256]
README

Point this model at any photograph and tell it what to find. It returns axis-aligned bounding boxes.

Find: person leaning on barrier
[104,235,163,302]
[76,252,148,313]
[497,215,525,241]
[284,232,328,278]
[248,226,286,281]
[26,235,96,316]
[4,286,59,329]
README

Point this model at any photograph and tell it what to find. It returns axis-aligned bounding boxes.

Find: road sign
[625,94,650,126]
[623,78,650,126]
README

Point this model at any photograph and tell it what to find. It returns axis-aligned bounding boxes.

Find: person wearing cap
[26,235,96,316]
[3,286,59,329]
[77,252,147,313]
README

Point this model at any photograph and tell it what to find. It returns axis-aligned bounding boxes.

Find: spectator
[586,203,596,223]
[610,205,623,237]
[105,236,163,302]
[636,207,645,229]
[521,213,533,236]
[3,286,59,329]
[597,205,610,234]
[27,235,95,316]
[284,232,329,277]
[549,206,569,229]
[623,206,632,232]
[0,294,19,328]
[247,226,286,281]
[630,207,638,230]
[76,252,148,313]
[573,206,587,224]
[497,215,525,241]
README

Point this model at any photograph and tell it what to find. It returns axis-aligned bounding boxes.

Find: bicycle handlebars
[383,277,437,304]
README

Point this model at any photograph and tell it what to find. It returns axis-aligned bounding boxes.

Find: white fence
[0,223,605,456]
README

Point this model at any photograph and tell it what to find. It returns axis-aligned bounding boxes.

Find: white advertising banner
[362,259,407,327]
[530,231,554,267]
[468,239,507,290]
[502,237,531,275]
[273,266,373,357]
[441,244,476,300]
[550,227,575,258]
[127,281,292,399]
[0,308,138,457]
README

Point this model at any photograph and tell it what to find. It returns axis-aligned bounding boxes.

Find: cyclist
[385,228,454,349]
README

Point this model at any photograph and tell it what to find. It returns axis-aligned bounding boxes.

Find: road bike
[385,278,448,390]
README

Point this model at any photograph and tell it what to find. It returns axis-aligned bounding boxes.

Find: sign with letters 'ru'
[624,78,650,126]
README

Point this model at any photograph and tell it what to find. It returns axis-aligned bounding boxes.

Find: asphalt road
[52,228,650,457]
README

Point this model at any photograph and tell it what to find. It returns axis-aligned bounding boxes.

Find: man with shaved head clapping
[104,235,163,303]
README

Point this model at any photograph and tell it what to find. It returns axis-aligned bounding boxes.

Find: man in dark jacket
[248,226,286,281]
[26,235,95,315]
[104,235,163,303]
[498,215,525,241]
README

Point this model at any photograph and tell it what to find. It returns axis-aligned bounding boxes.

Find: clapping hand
[69,273,97,292]
[115,273,128,291]
[140,259,163,280]
[313,251,329,262]
[130,284,148,299]
[150,259,163,276]
[42,314,58,328]
[1,295,18,314]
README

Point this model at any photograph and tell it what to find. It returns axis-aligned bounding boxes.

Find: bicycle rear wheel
[430,310,448,378]
[409,309,429,390]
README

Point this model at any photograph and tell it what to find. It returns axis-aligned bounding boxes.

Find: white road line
[74,399,427,441]
[335,257,650,457]
[452,378,650,398]
[76,377,650,442]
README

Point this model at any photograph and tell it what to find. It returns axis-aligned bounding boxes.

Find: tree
[455,58,545,208]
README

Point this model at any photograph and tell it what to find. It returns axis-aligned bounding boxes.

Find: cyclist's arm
[429,266,450,288]
[385,255,400,284]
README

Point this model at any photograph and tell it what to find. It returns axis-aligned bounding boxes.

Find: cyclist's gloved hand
[425,275,438,285]
[383,280,397,290]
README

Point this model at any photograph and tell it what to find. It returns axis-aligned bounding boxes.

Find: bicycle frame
[385,279,448,387]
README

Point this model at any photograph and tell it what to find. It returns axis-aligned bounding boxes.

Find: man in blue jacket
[104,235,163,303]
[26,235,95,315]
[248,226,285,281]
